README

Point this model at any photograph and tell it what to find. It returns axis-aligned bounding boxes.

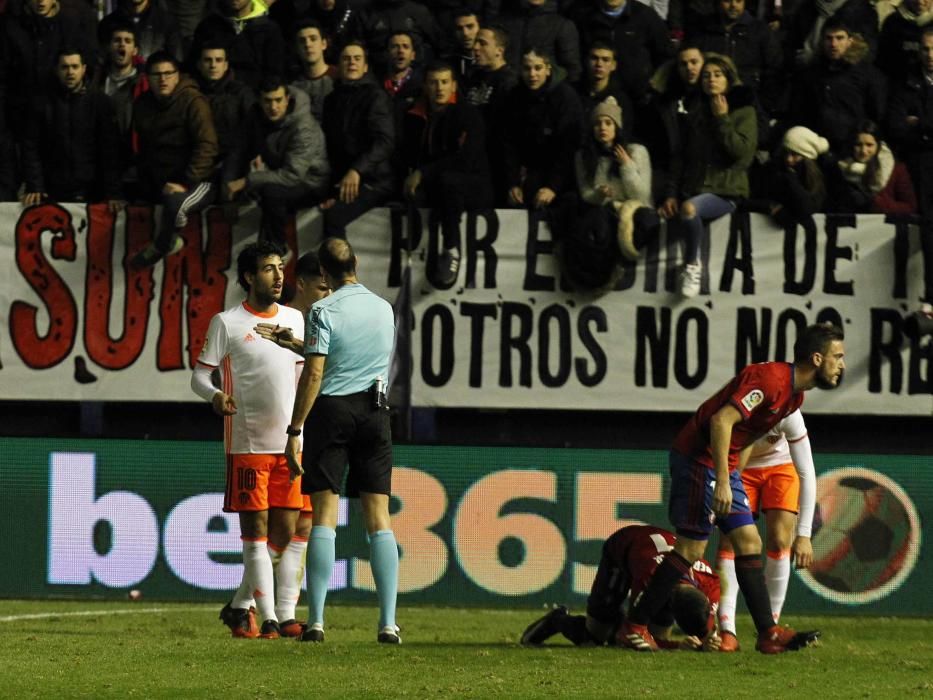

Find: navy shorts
[301,392,393,497]
[668,450,754,540]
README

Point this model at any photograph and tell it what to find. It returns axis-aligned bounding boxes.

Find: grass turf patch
[0,601,930,698]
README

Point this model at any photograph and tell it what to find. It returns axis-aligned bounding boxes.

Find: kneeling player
[521,525,722,650]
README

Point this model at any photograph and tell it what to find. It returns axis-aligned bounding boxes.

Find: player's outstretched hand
[212,391,237,416]
[679,635,703,651]
[254,322,294,347]
[285,436,304,481]
[702,631,722,652]
[792,535,814,569]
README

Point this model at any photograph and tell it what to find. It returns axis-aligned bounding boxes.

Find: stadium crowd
[1,0,931,325]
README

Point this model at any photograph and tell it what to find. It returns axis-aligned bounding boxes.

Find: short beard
[815,369,843,390]
[253,289,279,307]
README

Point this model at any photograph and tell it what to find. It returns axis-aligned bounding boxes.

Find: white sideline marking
[0,606,206,622]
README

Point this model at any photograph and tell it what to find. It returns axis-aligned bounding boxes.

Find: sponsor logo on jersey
[740,389,764,411]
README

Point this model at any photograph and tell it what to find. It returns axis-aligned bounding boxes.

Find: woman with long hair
[830,120,918,215]
[661,53,757,298]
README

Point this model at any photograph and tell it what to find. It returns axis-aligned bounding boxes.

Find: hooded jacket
[227,87,330,193]
[788,35,886,150]
[133,75,218,192]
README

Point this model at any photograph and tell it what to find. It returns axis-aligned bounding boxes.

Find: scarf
[837,142,896,196]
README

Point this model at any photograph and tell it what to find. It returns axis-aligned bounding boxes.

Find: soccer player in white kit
[191,241,305,639]
[716,408,817,652]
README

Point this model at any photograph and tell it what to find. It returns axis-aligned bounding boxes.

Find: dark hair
[341,40,368,59]
[588,40,617,59]
[146,50,180,74]
[793,322,845,364]
[105,18,138,42]
[318,237,356,280]
[823,19,851,36]
[258,74,287,94]
[237,240,286,292]
[295,251,322,279]
[580,109,627,180]
[522,46,553,67]
[294,17,325,39]
[56,46,85,65]
[453,7,479,21]
[386,31,415,49]
[198,40,230,58]
[482,24,509,52]
[853,119,883,190]
[425,60,456,78]
[671,585,711,639]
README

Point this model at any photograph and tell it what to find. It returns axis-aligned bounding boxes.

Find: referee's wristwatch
[285,425,302,437]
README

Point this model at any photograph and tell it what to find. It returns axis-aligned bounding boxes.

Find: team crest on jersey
[740,389,764,411]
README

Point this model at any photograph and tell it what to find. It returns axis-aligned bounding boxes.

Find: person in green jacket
[659,53,757,298]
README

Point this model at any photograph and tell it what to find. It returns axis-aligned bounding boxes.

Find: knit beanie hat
[783,126,830,159]
[592,96,622,128]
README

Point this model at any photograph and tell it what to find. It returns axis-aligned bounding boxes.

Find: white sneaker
[680,261,702,298]
[377,625,401,644]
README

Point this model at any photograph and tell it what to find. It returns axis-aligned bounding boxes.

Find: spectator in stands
[224,76,330,253]
[193,42,254,176]
[575,96,658,261]
[688,0,783,121]
[572,0,674,100]
[643,44,704,207]
[21,47,123,210]
[307,0,355,64]
[164,0,208,53]
[464,25,517,206]
[444,8,480,81]
[382,31,424,116]
[350,0,446,76]
[786,0,879,67]
[787,20,886,153]
[826,120,917,215]
[576,41,635,143]
[501,0,581,83]
[98,0,183,61]
[661,53,757,298]
[758,125,829,233]
[290,19,336,124]
[190,0,285,91]
[877,0,933,82]
[401,61,492,287]
[131,50,218,266]
[320,41,395,237]
[503,48,584,209]
[91,20,149,162]
[0,0,98,138]
[888,26,933,333]
[433,0,501,33]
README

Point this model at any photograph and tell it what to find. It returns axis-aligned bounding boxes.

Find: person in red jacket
[830,120,918,216]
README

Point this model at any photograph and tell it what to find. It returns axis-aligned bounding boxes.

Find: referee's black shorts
[300,391,393,497]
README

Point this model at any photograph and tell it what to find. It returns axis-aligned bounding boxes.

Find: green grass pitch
[1,600,931,699]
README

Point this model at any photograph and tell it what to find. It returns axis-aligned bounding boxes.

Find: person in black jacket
[572,0,674,100]
[350,0,446,76]
[500,0,582,83]
[503,47,584,210]
[98,0,184,62]
[21,47,123,210]
[194,41,255,177]
[401,61,492,287]
[189,0,284,91]
[787,20,885,153]
[575,41,635,143]
[320,41,395,238]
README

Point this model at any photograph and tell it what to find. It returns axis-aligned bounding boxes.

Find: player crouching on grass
[521,525,723,651]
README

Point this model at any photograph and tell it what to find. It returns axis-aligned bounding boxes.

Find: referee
[284,237,399,644]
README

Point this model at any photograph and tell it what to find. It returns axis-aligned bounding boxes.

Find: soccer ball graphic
[799,467,921,605]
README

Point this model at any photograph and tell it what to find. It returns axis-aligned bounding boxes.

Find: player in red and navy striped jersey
[521,525,722,651]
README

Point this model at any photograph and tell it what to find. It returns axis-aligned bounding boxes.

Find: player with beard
[620,322,844,654]
[191,241,305,639]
